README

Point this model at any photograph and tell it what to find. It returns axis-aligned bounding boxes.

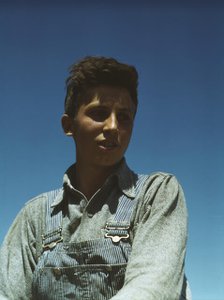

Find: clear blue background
[0,1,223,299]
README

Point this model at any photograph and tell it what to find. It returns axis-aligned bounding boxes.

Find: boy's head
[64,56,138,118]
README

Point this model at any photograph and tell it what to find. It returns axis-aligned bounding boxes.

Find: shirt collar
[112,158,137,198]
[51,165,76,207]
[51,158,137,207]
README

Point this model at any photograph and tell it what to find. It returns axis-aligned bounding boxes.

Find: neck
[74,162,119,200]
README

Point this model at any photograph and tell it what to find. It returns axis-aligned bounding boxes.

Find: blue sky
[0,1,223,299]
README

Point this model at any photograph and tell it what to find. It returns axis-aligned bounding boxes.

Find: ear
[61,114,74,136]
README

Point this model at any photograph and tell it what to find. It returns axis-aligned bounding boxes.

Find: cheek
[75,121,102,141]
[119,130,133,150]
[121,126,133,139]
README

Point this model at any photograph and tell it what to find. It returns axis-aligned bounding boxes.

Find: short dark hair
[64,56,138,117]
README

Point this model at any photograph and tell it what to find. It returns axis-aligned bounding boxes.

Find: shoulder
[24,192,48,208]
[137,171,178,190]
[24,188,62,209]
[136,171,184,205]
[134,171,187,223]
[20,188,63,228]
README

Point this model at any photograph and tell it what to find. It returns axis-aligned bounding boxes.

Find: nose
[103,113,118,135]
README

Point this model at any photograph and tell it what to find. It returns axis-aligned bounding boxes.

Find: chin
[98,157,123,168]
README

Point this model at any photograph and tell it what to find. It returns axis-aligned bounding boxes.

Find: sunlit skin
[61,85,136,199]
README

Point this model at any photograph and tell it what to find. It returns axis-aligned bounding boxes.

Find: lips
[97,139,119,150]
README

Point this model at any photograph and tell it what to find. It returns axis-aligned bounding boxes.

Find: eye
[87,107,109,122]
[117,111,132,123]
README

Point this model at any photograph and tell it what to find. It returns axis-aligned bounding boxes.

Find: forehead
[84,85,135,111]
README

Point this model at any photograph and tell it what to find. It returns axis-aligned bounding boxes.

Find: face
[62,85,136,170]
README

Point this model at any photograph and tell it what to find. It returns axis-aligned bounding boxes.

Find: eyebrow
[86,101,134,114]
[118,108,132,112]
[88,102,132,109]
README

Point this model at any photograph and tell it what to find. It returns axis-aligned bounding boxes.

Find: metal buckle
[105,224,130,230]
[104,223,130,243]
[42,237,63,250]
[42,227,63,250]
[105,232,129,243]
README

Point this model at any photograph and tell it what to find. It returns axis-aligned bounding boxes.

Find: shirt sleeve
[0,198,43,300]
[111,174,188,300]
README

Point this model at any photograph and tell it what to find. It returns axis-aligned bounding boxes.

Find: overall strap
[42,189,63,251]
[105,174,149,243]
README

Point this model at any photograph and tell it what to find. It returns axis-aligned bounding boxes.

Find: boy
[0,56,190,299]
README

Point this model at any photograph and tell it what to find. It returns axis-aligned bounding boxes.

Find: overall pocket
[33,263,127,300]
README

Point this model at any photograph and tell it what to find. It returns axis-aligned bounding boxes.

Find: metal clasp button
[53,268,62,277]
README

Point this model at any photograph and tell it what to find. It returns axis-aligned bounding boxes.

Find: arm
[0,198,44,300]
[111,175,188,300]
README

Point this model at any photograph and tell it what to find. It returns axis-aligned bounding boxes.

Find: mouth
[97,140,119,150]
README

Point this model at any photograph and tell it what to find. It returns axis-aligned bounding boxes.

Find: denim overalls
[32,175,190,300]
